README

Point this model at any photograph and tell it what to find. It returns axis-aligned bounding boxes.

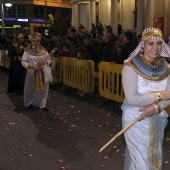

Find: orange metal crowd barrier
[98,62,124,103]
[1,51,170,117]
[62,57,95,93]
[4,50,10,69]
[0,50,5,67]
[0,50,9,68]
[51,57,63,84]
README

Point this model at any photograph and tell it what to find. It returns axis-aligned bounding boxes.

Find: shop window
[7,5,26,17]
[34,6,44,18]
[17,6,26,17]
[8,5,16,17]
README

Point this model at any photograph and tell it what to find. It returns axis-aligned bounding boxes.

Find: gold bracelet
[155,92,163,102]
[44,60,47,65]
[153,102,163,114]
[28,64,34,69]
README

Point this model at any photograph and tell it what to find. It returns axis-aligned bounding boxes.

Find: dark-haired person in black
[116,31,137,64]
[7,34,28,95]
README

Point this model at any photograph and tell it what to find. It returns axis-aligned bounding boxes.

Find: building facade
[1,0,170,38]
[71,0,170,38]
[0,0,71,34]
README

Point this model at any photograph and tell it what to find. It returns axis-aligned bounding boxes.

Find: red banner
[154,17,164,34]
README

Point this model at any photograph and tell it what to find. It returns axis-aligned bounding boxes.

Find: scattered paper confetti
[28,144,32,147]
[100,164,105,168]
[60,166,71,169]
[104,155,109,159]
[122,153,125,157]
[166,138,170,141]
[9,122,15,125]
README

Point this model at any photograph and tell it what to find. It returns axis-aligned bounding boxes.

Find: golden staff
[27,47,58,78]
[99,115,142,152]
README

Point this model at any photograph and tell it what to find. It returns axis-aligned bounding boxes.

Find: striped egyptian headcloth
[129,27,170,58]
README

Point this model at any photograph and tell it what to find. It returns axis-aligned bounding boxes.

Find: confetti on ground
[9,122,15,125]
[100,164,105,168]
[60,166,71,169]
[28,144,32,147]
[122,153,125,157]
[104,155,108,159]
[69,105,75,108]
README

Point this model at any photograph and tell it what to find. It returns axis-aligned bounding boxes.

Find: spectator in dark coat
[63,36,77,57]
[116,31,137,64]
[101,32,117,63]
[76,47,90,60]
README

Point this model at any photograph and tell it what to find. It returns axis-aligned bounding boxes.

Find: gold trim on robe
[124,56,170,81]
[25,44,47,56]
[35,70,44,92]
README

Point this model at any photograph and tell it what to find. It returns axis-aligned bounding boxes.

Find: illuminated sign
[33,18,45,22]
[13,25,21,27]
[0,18,29,22]
[17,19,29,22]
[5,18,17,21]
[0,25,20,28]
[0,24,30,29]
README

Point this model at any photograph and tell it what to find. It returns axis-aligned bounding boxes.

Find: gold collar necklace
[31,46,41,54]
[140,56,161,68]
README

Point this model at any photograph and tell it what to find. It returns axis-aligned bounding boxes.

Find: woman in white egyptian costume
[21,32,51,111]
[122,27,170,170]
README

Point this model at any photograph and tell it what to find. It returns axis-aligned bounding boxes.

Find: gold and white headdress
[29,32,42,41]
[129,27,170,58]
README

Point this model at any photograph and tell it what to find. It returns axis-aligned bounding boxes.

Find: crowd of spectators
[0,23,142,72]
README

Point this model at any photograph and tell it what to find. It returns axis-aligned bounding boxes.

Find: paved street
[0,69,170,170]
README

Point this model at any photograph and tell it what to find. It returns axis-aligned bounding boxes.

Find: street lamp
[1,1,12,34]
